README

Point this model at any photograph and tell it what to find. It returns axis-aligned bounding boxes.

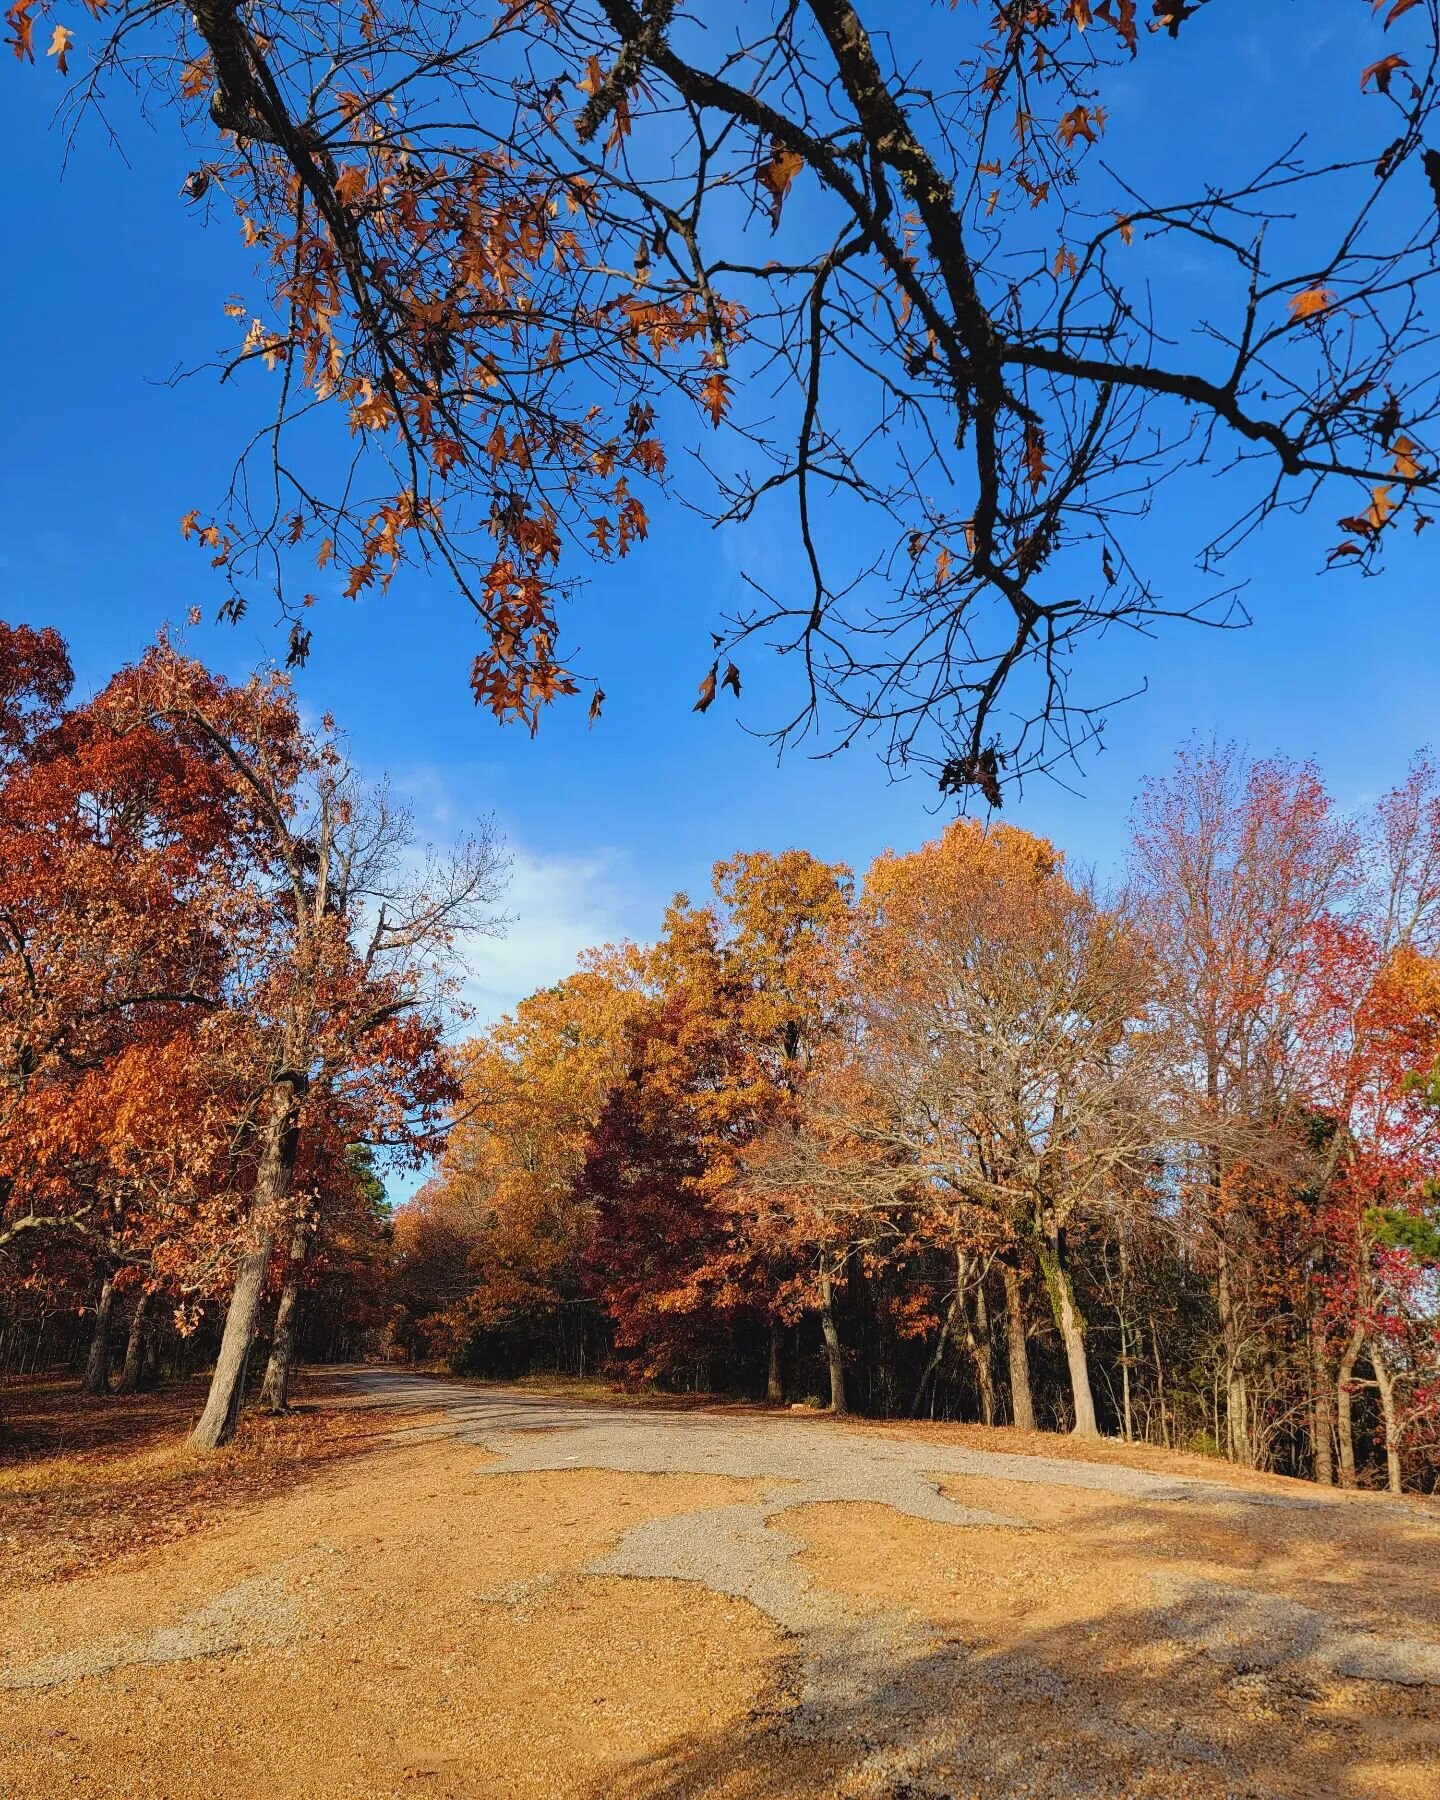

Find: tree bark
[1310,1311,1334,1486]
[189,1078,303,1451]
[1216,1238,1254,1468]
[1371,1342,1403,1495]
[1039,1220,1099,1439]
[82,1271,117,1396]
[259,1218,311,1412]
[766,1318,784,1404]
[818,1257,847,1416]
[1336,1323,1365,1488]
[956,1249,996,1426]
[117,1289,152,1395]
[1000,1257,1036,1432]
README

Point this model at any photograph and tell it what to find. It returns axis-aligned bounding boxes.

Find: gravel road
[5,1368,1439,1799]
[341,1369,1440,1795]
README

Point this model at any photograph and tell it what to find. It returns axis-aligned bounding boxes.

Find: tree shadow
[577,1589,1440,1799]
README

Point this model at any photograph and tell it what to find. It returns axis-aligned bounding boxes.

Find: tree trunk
[1371,1343,1403,1495]
[818,1257,847,1416]
[956,1249,996,1426]
[117,1289,152,1395]
[1336,1323,1364,1488]
[259,1219,311,1412]
[1117,1232,1133,1443]
[189,1078,302,1451]
[910,1290,957,1418]
[1000,1257,1036,1432]
[1310,1311,1335,1487]
[82,1272,117,1396]
[766,1318,784,1404]
[1039,1220,1099,1439]
[1217,1238,1254,1468]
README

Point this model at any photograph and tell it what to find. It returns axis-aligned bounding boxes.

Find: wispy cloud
[457,843,651,1028]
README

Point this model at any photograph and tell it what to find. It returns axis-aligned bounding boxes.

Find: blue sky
[6,0,1436,1049]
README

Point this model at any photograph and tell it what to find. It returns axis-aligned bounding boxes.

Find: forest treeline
[0,618,503,1446]
[395,748,1440,1495]
[5,614,1440,1495]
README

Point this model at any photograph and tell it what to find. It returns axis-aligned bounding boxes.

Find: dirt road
[4,1369,1439,1798]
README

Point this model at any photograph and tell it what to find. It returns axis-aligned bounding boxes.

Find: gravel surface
[0,1567,304,1689]
[6,1369,1439,1799]
[346,1369,1440,1796]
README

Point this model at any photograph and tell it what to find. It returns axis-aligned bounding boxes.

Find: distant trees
[0,618,504,1444]
[401,746,1440,1490]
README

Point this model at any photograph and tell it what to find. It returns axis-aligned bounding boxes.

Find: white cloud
[455,843,651,1030]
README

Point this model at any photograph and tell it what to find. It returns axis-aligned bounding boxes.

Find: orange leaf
[693,663,718,713]
[758,137,804,227]
[1375,0,1420,25]
[1391,436,1422,481]
[1057,105,1105,148]
[7,1,36,62]
[1286,286,1335,322]
[1361,53,1408,92]
[588,688,605,727]
[179,53,210,98]
[1366,484,1396,530]
[699,371,731,428]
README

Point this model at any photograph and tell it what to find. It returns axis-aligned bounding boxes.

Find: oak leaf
[699,371,731,428]
[1391,436,1422,481]
[1287,286,1335,322]
[46,21,71,73]
[759,137,804,228]
[1361,53,1408,92]
[693,663,718,713]
[1024,422,1049,494]
[7,0,35,61]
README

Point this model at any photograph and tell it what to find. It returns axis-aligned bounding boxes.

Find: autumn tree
[0,624,251,1374]
[14,4,1440,788]
[1131,745,1440,1481]
[408,958,647,1371]
[86,643,507,1447]
[856,820,1162,1438]
[1128,742,1360,1467]
[594,854,855,1387]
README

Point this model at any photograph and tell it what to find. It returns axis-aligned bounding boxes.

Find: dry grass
[0,1372,392,1588]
